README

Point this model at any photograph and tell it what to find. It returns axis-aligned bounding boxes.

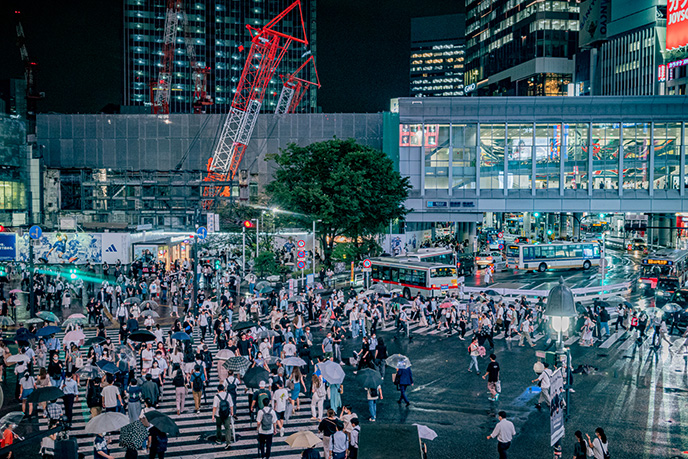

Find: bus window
[390,267,399,283]
[372,265,380,278]
[555,246,568,258]
[593,245,599,257]
[524,247,533,260]
[570,244,583,258]
[430,267,457,278]
[506,246,520,258]
[383,266,391,280]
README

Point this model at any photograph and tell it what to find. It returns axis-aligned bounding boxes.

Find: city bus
[505,242,601,272]
[370,257,459,299]
[402,248,455,265]
[639,249,688,293]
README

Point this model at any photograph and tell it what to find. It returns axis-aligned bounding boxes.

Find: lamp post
[545,276,577,419]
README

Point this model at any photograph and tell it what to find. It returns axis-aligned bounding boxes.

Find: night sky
[0,0,463,114]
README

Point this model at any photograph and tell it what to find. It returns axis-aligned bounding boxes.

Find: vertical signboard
[549,368,565,446]
[668,0,688,50]
[0,234,16,261]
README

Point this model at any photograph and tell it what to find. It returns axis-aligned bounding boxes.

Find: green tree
[253,250,277,277]
[267,138,410,266]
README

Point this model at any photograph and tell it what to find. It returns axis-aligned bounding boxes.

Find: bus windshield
[430,267,457,278]
[506,245,520,258]
[642,264,674,277]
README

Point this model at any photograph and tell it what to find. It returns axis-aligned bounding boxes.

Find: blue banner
[0,234,16,261]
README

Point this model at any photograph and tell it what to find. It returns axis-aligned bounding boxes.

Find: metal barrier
[463,281,632,304]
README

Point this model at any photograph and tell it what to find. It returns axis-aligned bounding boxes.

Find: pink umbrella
[439,302,453,309]
[64,330,86,346]
[9,289,25,294]
[67,313,87,319]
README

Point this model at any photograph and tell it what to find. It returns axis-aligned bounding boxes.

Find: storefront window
[0,181,26,211]
[424,124,450,191]
[591,123,620,192]
[565,123,588,192]
[506,124,532,191]
[622,123,650,192]
[534,123,561,190]
[653,122,681,191]
[399,123,423,194]
[451,124,477,194]
[480,124,506,191]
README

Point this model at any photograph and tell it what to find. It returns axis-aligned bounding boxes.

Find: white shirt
[256,407,276,434]
[272,388,289,412]
[213,391,234,410]
[490,418,516,443]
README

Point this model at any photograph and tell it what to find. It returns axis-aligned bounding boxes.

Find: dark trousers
[399,385,409,404]
[63,394,75,424]
[258,433,273,459]
[216,416,232,445]
[498,441,511,459]
[349,447,358,459]
[125,448,138,459]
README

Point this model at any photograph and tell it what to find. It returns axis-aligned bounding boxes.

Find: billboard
[668,0,688,50]
[17,232,102,265]
[0,234,16,261]
[579,0,610,48]
[549,368,565,446]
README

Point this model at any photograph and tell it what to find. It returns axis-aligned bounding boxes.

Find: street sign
[196,226,207,240]
[498,232,503,238]
[498,244,504,250]
[362,259,372,269]
[297,260,306,269]
[297,240,305,248]
[362,268,372,273]
[440,284,449,290]
[297,250,306,259]
[29,225,42,240]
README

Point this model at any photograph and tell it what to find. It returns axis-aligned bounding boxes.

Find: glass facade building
[397,96,688,222]
[123,0,317,114]
[465,0,579,96]
[410,14,466,97]
[0,117,29,227]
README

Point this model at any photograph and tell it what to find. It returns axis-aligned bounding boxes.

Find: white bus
[370,257,459,299]
[505,242,601,272]
[401,248,455,265]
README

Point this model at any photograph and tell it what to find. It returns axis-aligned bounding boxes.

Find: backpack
[259,408,274,431]
[368,387,378,398]
[218,393,231,420]
[255,390,270,410]
[173,371,185,387]
[191,373,203,392]
[225,377,237,394]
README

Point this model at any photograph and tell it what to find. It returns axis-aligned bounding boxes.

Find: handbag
[75,357,84,368]
[495,380,501,393]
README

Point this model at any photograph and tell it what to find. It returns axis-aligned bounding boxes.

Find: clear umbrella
[85,412,129,434]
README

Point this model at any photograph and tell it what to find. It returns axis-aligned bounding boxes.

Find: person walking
[486,411,516,459]
[256,398,276,459]
[126,378,142,423]
[467,336,481,374]
[172,366,187,415]
[586,427,609,459]
[482,354,501,401]
[395,365,413,406]
[330,422,349,459]
[348,417,360,459]
[532,363,553,409]
[365,384,382,422]
[212,384,234,450]
[60,371,78,425]
[190,365,205,414]
[573,430,587,459]
[310,375,326,421]
[272,381,289,437]
[318,409,339,459]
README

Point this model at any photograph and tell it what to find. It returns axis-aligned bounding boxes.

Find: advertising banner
[668,0,688,50]
[17,232,102,265]
[0,234,16,261]
[549,368,565,446]
[579,0,610,48]
[102,233,131,264]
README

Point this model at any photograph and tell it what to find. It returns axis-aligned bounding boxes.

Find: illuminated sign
[464,83,476,94]
[644,259,672,265]
[667,58,688,69]
[667,0,688,50]
[658,64,667,82]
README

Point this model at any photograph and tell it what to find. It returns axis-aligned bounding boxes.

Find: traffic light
[533,213,540,218]
[215,260,221,269]
[69,268,77,280]
[547,229,553,235]
[599,213,605,219]
[0,225,4,232]
[243,220,254,229]
[0,265,6,276]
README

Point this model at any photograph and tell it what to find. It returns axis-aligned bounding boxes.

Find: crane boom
[151,0,181,115]
[275,54,320,115]
[202,0,308,206]
[181,10,213,113]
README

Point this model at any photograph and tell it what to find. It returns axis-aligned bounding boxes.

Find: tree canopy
[267,138,410,265]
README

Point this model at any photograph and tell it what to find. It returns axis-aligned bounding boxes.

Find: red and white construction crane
[275,54,320,115]
[202,0,309,205]
[150,0,181,115]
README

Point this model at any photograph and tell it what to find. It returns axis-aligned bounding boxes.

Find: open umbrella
[215,349,235,360]
[386,354,412,369]
[77,364,105,379]
[86,336,107,346]
[257,330,279,340]
[67,313,87,320]
[13,331,34,342]
[128,330,156,343]
[171,331,191,341]
[0,317,15,326]
[36,325,62,337]
[223,356,251,373]
[140,300,159,309]
[258,286,273,294]
[140,310,160,318]
[144,411,180,436]
[119,420,148,450]
[64,330,86,345]
[27,386,64,404]
[357,368,383,389]
[414,424,438,441]
[255,280,271,290]
[317,361,345,385]
[439,301,453,309]
[36,311,60,323]
[6,354,30,364]
[369,284,387,294]
[233,321,258,331]
[243,366,270,389]
[0,412,24,428]
[285,430,321,449]
[662,303,682,314]
[97,360,120,374]
[116,345,136,362]
[9,289,25,294]
[63,317,87,327]
[25,318,45,325]
[281,356,307,367]
[391,297,409,305]
[288,295,306,303]
[85,412,129,434]
[124,297,141,305]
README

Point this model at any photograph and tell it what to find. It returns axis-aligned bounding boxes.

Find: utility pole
[242,226,246,274]
[192,235,198,315]
[312,220,316,278]
[29,239,35,318]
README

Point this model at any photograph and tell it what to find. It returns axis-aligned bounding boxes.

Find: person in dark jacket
[395,366,413,406]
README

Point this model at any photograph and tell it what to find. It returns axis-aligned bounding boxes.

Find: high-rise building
[123,0,317,114]
[465,0,580,96]
[576,0,666,96]
[410,14,466,97]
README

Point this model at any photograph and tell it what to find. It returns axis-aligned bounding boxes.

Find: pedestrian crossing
[36,326,323,459]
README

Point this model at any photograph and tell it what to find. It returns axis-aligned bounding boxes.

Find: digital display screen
[667,0,688,50]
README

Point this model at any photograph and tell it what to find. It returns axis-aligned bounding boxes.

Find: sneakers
[488,397,495,401]
[224,445,231,450]
[459,336,466,340]
[280,427,284,437]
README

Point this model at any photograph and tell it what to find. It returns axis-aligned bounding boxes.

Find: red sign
[667,0,688,50]
[362,259,372,268]
[297,261,306,269]
[297,240,305,248]
[297,251,306,259]
[658,64,667,82]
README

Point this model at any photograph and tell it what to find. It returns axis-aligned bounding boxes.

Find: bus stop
[358,423,424,459]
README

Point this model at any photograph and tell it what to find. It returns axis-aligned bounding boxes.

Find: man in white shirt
[211,384,234,450]
[256,398,276,459]
[486,410,516,459]
[271,381,289,437]
[141,343,154,375]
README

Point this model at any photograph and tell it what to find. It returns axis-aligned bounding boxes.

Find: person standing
[190,365,205,414]
[486,411,516,459]
[467,336,481,374]
[365,384,382,421]
[586,427,609,459]
[572,430,587,459]
[126,378,142,423]
[212,384,234,450]
[318,409,339,459]
[256,398,276,459]
[482,354,501,401]
[172,365,187,415]
[348,417,360,459]
[310,375,326,421]
[395,365,413,406]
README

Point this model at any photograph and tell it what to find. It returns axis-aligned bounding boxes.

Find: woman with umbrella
[36,368,51,415]
[288,367,306,414]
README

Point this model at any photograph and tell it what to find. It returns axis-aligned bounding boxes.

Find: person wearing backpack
[212,384,234,450]
[172,366,188,415]
[365,384,383,422]
[532,362,553,409]
[224,371,240,413]
[190,365,205,414]
[250,381,272,423]
[256,398,276,459]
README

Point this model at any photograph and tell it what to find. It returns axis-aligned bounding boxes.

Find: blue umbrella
[171,331,191,341]
[96,359,120,374]
[36,326,62,337]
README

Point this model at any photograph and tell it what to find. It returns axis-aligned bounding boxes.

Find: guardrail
[463,281,632,304]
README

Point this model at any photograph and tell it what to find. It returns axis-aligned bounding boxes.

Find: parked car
[475,252,506,272]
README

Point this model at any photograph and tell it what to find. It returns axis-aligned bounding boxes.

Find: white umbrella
[85,412,129,434]
[67,313,87,319]
[64,330,86,345]
[316,361,345,385]
[216,349,235,360]
[6,354,29,364]
[282,356,307,367]
[414,424,437,441]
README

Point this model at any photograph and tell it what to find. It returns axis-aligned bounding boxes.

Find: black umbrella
[391,297,409,305]
[357,368,383,389]
[86,336,107,346]
[233,321,258,331]
[145,411,180,437]
[128,330,156,343]
[243,366,270,389]
[27,386,64,404]
[96,359,120,374]
[119,420,148,450]
[223,356,251,373]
